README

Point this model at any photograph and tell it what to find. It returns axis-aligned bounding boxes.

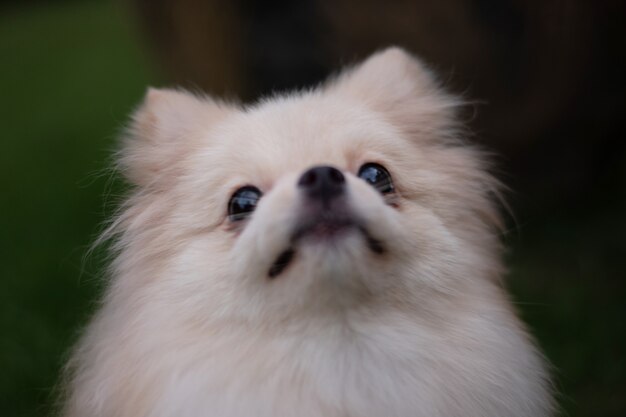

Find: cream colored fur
[62,47,554,416]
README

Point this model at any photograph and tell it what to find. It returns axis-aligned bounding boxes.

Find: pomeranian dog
[62,47,553,416]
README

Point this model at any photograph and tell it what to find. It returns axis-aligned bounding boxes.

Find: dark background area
[1,0,624,416]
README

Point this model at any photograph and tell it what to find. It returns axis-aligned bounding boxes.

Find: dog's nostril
[298,165,345,201]
[327,167,345,184]
[298,169,318,188]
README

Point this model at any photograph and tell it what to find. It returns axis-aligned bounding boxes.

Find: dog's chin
[267,214,385,279]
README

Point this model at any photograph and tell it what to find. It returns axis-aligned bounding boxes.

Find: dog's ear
[120,88,231,188]
[330,47,462,141]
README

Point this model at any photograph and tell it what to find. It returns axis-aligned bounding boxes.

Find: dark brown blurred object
[131,0,626,214]
[134,0,246,97]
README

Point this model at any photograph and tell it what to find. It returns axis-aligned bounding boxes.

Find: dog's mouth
[292,213,355,241]
[267,215,385,279]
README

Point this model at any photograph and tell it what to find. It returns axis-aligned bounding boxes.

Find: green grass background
[0,1,623,416]
[1,1,157,415]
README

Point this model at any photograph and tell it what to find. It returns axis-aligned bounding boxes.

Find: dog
[62,47,554,416]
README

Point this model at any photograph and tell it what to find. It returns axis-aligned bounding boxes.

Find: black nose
[298,165,345,202]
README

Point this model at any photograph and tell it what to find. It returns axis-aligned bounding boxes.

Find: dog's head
[114,48,502,325]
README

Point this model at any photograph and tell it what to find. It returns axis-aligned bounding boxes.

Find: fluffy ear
[120,88,231,188]
[330,47,462,141]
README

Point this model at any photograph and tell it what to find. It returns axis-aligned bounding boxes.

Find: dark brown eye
[228,186,262,221]
[357,163,394,194]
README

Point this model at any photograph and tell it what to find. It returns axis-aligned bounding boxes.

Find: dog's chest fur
[82,302,547,417]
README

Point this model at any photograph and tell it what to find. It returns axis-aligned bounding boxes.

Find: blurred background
[1,0,624,415]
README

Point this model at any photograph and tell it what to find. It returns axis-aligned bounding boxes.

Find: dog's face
[117,48,502,326]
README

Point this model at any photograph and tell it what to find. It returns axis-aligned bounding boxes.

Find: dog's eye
[228,186,262,221]
[358,163,394,194]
